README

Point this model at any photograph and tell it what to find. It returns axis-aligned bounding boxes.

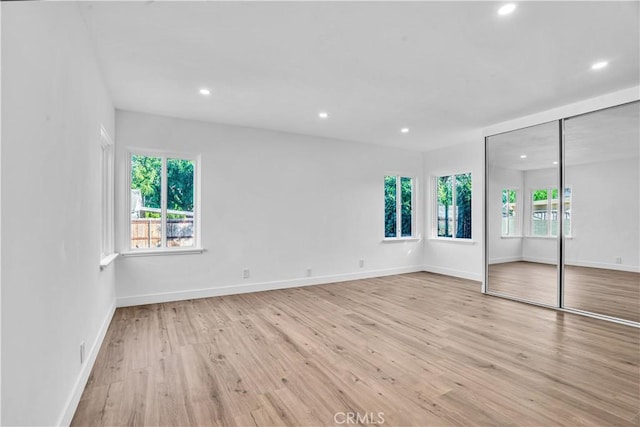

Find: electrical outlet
[359,259,365,268]
[306,268,312,277]
[615,257,622,264]
[80,341,86,365]
[243,268,250,279]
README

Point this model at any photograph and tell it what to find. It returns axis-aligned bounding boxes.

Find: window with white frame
[129,152,199,250]
[501,189,518,236]
[100,127,115,259]
[531,187,571,237]
[435,173,472,239]
[384,175,414,238]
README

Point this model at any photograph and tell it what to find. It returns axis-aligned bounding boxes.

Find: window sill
[121,248,205,257]
[382,237,421,243]
[500,235,523,239]
[428,238,476,244]
[100,253,119,270]
[524,235,573,240]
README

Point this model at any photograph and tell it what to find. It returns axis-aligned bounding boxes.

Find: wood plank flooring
[72,272,640,426]
[488,261,640,322]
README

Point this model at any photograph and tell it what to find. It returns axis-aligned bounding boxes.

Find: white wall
[519,159,639,270]
[484,86,640,137]
[564,158,639,271]
[115,111,424,306]
[422,136,484,282]
[1,3,116,426]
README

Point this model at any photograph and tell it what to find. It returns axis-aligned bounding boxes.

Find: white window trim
[100,126,118,269]
[528,186,572,238]
[383,174,417,240]
[432,173,473,240]
[122,148,202,256]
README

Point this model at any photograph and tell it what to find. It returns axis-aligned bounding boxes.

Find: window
[384,175,414,238]
[129,152,199,250]
[531,187,571,237]
[501,189,518,236]
[435,173,472,239]
[100,127,115,260]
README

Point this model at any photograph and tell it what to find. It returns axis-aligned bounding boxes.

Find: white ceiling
[78,1,640,152]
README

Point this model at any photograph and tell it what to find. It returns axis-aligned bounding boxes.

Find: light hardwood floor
[488,261,640,323]
[72,272,640,426]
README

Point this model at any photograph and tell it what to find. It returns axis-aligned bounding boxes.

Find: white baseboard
[116,265,425,307]
[565,260,640,273]
[488,256,523,265]
[421,264,483,282]
[522,256,557,265]
[57,302,116,427]
[522,257,639,273]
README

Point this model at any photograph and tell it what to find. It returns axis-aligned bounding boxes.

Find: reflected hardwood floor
[72,272,640,426]
[489,261,640,323]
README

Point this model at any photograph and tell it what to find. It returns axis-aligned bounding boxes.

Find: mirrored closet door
[486,121,559,307]
[563,102,640,322]
[485,100,640,325]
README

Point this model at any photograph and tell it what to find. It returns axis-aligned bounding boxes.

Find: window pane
[400,177,412,237]
[455,173,472,239]
[437,176,453,237]
[531,189,548,236]
[502,189,516,236]
[131,155,162,248]
[384,176,397,238]
[167,158,195,247]
[501,190,509,235]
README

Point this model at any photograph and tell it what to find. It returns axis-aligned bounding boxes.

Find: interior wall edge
[57,302,116,427]
[116,265,425,308]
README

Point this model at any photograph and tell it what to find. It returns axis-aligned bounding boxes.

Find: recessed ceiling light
[401,128,410,133]
[199,88,210,95]
[591,61,608,70]
[318,111,329,119]
[553,161,558,165]
[498,3,517,16]
[520,154,527,159]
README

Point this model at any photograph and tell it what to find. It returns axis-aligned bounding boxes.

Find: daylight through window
[384,175,414,238]
[436,173,472,239]
[130,153,197,249]
[501,189,518,236]
[531,187,571,237]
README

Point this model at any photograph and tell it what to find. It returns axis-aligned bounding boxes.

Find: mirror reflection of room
[563,102,640,322]
[487,121,559,307]
[486,101,640,323]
